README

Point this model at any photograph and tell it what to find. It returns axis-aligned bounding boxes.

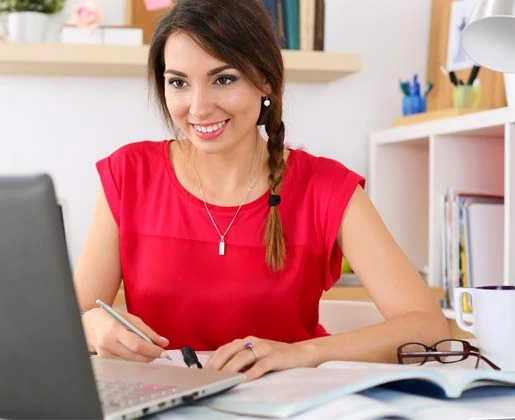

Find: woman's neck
[172,133,270,206]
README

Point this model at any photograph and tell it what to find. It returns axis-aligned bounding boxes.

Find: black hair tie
[268,194,281,207]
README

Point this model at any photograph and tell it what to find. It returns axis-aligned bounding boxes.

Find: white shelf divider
[505,123,515,285]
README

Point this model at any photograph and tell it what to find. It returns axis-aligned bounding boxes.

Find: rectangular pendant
[219,240,225,256]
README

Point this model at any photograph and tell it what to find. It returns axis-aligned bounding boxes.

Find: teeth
[194,121,225,134]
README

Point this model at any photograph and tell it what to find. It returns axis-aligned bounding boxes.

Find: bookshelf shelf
[0,43,361,82]
[369,107,515,311]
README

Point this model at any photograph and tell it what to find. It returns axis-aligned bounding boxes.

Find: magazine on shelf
[441,189,503,309]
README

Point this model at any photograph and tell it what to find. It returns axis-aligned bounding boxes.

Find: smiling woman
[74,0,449,381]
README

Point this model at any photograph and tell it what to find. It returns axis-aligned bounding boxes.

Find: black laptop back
[0,174,102,419]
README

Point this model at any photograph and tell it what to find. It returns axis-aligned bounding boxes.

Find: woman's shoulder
[288,148,359,178]
[107,140,169,164]
[97,140,172,186]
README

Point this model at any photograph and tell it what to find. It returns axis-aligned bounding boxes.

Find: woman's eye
[215,75,237,86]
[168,79,186,88]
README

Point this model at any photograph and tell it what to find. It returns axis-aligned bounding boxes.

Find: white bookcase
[369,108,515,299]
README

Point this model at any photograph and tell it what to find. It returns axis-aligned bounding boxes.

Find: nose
[189,86,214,119]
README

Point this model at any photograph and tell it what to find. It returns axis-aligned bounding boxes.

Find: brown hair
[148,0,287,271]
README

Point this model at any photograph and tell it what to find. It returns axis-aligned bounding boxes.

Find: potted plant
[0,0,66,43]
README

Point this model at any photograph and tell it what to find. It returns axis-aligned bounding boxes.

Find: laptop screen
[0,174,102,419]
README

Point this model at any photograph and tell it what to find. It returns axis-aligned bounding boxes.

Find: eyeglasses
[397,339,500,370]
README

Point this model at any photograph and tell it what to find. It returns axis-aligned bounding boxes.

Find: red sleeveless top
[97,140,365,350]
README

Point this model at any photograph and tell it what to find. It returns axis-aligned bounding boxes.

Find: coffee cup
[454,286,515,370]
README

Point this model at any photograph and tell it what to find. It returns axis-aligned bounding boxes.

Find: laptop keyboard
[97,379,179,408]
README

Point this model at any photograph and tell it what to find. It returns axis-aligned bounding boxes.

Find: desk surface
[321,286,444,302]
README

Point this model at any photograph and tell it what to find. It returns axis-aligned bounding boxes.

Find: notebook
[0,174,244,420]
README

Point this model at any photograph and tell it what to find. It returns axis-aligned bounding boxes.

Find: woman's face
[163,32,268,154]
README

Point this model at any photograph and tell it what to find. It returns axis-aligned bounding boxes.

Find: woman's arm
[307,185,450,364]
[74,189,122,310]
[74,189,169,360]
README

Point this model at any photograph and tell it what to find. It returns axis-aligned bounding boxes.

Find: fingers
[85,308,169,362]
[206,337,271,376]
[93,327,160,362]
[121,311,170,348]
[206,338,317,381]
[117,328,166,360]
[96,339,155,363]
[206,338,249,370]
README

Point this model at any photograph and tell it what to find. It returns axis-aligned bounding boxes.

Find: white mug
[454,286,515,371]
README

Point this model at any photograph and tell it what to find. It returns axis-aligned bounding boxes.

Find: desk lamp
[462,0,515,72]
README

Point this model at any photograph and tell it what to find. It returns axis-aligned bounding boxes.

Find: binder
[464,200,504,287]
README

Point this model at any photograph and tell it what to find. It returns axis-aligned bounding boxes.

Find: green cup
[453,85,481,108]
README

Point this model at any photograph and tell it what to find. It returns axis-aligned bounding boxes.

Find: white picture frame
[446,0,474,71]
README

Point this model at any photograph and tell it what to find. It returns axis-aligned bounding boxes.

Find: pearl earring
[263,97,271,107]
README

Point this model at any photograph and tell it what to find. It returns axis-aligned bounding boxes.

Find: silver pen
[95,299,172,360]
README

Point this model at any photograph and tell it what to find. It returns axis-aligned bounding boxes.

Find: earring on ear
[263,96,271,107]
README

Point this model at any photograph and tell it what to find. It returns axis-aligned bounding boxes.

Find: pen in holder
[453,85,481,109]
[402,95,427,116]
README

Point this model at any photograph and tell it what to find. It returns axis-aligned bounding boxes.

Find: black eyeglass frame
[397,339,500,371]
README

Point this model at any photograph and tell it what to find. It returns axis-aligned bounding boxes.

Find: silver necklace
[192,140,264,256]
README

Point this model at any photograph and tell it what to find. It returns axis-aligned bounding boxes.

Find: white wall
[0,0,431,265]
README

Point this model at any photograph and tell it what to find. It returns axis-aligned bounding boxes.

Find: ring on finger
[243,342,258,363]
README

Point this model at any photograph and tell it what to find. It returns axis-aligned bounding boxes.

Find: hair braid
[264,115,286,271]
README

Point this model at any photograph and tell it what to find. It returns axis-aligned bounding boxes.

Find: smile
[193,120,227,134]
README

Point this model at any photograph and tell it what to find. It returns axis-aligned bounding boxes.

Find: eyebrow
[164,65,235,77]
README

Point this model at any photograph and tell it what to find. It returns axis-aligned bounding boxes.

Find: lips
[191,120,228,140]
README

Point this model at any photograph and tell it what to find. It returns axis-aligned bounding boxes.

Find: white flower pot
[45,11,66,43]
[7,11,49,43]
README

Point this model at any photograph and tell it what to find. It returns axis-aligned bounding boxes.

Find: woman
[75,0,449,380]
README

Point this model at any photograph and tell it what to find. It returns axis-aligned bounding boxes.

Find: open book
[199,361,515,418]
[155,386,515,420]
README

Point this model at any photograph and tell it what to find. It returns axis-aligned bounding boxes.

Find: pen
[440,65,461,86]
[467,65,481,86]
[95,299,172,360]
[181,346,203,368]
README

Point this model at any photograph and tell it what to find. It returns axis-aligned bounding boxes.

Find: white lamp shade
[463,0,515,73]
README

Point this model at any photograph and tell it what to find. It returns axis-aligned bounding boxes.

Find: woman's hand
[81,307,169,362]
[205,336,320,380]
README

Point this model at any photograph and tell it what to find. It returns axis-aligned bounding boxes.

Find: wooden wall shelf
[0,43,361,82]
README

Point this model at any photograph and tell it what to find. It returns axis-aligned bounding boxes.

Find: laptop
[0,174,244,419]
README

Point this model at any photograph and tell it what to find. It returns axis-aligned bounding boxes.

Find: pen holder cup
[453,85,481,109]
[402,95,427,117]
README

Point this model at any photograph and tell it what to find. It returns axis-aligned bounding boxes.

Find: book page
[155,393,412,420]
[319,360,515,398]
[200,366,437,417]
[364,386,515,419]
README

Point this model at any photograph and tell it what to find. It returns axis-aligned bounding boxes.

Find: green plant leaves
[0,0,65,13]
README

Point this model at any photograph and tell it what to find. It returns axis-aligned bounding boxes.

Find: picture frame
[426,0,506,111]
[124,0,171,44]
